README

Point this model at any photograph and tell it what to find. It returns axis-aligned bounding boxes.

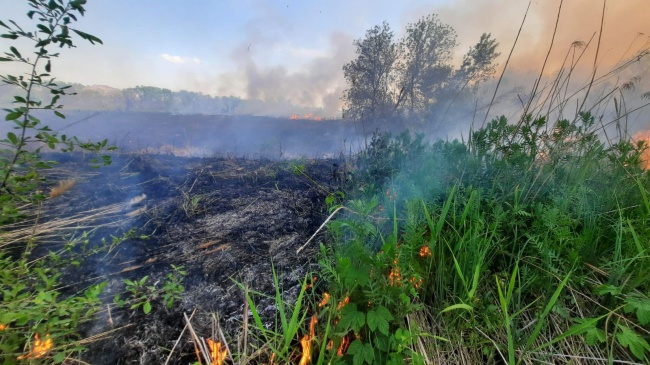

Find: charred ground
[39,152,342,364]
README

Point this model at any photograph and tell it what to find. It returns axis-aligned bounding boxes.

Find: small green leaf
[367,305,393,335]
[37,24,51,35]
[71,29,103,45]
[1,34,19,40]
[616,324,650,361]
[440,303,473,314]
[54,110,65,119]
[9,46,21,58]
[53,352,66,363]
[143,301,152,314]
[339,304,365,332]
[348,340,374,365]
[585,327,606,346]
[624,294,650,325]
[593,284,622,296]
[5,111,22,121]
[6,132,18,144]
[45,59,51,72]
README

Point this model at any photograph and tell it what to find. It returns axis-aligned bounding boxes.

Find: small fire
[298,315,318,365]
[337,296,350,311]
[409,276,424,289]
[305,276,318,291]
[419,245,432,257]
[388,257,402,287]
[336,333,352,356]
[318,292,331,308]
[17,333,53,360]
[0,324,7,330]
[298,335,312,365]
[290,113,323,121]
[633,130,650,169]
[206,339,227,365]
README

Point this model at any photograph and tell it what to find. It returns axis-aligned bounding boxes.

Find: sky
[1,0,649,116]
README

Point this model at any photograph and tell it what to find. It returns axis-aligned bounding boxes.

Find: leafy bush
[317,112,650,363]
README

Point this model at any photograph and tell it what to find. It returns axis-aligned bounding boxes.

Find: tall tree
[395,14,457,117]
[342,22,398,123]
[342,15,500,128]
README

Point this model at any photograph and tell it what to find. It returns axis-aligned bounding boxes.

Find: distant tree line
[342,14,500,128]
[0,84,318,116]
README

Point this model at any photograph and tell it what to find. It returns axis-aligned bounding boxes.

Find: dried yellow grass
[49,179,77,199]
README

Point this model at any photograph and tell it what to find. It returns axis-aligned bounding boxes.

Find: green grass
[307,111,650,364]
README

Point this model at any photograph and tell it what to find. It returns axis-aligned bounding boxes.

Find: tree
[395,14,457,117]
[342,22,398,124]
[342,14,500,129]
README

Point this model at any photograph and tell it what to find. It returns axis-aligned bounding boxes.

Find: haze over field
[1,0,649,119]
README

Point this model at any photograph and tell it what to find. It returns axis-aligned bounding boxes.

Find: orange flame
[337,296,350,311]
[17,333,53,360]
[206,339,227,365]
[388,257,402,286]
[298,335,312,365]
[419,245,432,257]
[298,315,318,365]
[0,324,7,330]
[318,292,331,308]
[289,113,323,121]
[337,334,352,356]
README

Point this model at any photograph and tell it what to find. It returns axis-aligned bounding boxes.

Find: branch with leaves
[0,0,113,211]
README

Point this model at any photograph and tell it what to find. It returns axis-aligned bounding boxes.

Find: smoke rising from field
[230,31,354,117]
[213,0,650,122]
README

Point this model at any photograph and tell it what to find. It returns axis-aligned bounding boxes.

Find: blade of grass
[520,271,571,363]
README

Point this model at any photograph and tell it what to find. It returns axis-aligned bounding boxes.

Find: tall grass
[309,27,650,363]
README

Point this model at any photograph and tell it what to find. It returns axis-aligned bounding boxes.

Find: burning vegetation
[2,1,650,364]
[289,113,323,121]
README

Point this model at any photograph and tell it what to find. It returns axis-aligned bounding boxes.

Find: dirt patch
[37,153,342,364]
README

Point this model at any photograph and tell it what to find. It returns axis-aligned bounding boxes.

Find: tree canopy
[342,14,500,128]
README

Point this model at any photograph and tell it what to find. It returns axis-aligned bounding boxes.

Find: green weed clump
[312,112,650,364]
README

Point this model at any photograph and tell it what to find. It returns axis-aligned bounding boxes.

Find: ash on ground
[40,153,342,364]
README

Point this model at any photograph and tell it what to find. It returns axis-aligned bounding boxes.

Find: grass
[3,3,650,364]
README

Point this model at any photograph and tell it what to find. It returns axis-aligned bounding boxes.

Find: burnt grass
[40,152,342,364]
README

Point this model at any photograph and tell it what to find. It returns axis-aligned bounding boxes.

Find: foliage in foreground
[309,113,650,364]
[0,2,186,363]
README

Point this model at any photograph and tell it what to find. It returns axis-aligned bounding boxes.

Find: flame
[409,276,424,289]
[309,315,318,337]
[388,257,402,287]
[633,130,650,169]
[419,245,432,257]
[318,292,331,308]
[298,335,312,365]
[206,339,227,365]
[0,324,7,330]
[337,296,350,311]
[305,276,317,291]
[17,333,53,360]
[337,334,352,356]
[298,315,318,365]
[289,113,323,121]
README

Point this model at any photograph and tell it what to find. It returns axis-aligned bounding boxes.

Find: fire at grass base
[27,152,342,364]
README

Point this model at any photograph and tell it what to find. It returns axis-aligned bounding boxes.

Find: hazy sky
[1,0,649,114]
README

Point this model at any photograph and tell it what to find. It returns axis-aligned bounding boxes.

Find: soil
[38,152,343,364]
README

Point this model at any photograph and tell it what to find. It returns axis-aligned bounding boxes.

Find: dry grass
[49,179,77,199]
